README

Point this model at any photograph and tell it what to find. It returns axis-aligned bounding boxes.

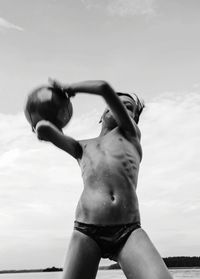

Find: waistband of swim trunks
[74,220,141,229]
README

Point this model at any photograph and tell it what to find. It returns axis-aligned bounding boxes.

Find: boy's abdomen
[75,183,140,225]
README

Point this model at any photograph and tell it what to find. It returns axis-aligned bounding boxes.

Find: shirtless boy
[35,80,173,279]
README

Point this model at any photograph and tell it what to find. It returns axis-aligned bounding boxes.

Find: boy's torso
[75,127,142,225]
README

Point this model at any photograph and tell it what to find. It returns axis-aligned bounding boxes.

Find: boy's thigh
[62,230,101,279]
[117,228,173,279]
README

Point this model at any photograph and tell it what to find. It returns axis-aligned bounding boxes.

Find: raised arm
[36,120,82,159]
[50,80,137,136]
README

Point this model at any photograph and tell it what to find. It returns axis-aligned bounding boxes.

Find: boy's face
[120,95,137,116]
[101,95,137,128]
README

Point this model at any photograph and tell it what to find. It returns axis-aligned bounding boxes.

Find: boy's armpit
[52,133,83,159]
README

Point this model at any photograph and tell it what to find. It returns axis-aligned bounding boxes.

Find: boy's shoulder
[78,137,99,147]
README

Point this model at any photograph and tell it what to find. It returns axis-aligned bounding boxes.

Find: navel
[110,191,115,202]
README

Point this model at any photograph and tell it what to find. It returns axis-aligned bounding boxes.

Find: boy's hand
[48,78,75,98]
[35,120,62,141]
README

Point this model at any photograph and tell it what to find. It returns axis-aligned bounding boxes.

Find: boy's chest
[79,130,142,166]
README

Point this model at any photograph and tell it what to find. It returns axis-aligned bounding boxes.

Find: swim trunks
[74,221,141,260]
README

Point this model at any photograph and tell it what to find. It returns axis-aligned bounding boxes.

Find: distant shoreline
[0,267,63,274]
[168,267,200,270]
[1,267,200,274]
[1,257,200,274]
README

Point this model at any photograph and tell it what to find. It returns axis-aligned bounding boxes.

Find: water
[0,269,200,279]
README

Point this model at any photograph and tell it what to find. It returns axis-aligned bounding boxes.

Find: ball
[24,86,73,130]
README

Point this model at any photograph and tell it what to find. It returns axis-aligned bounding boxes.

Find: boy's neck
[99,126,112,137]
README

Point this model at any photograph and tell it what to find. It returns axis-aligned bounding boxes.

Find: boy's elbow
[36,125,51,141]
[36,121,60,141]
[98,81,112,96]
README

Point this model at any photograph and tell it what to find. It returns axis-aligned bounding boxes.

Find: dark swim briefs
[74,221,141,260]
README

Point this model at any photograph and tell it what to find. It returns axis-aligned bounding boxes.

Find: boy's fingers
[48,78,74,98]
[48,77,61,89]
[48,77,53,84]
[48,78,68,99]
[48,77,56,87]
[48,77,58,85]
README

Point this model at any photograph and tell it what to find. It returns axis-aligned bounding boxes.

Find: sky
[0,0,200,270]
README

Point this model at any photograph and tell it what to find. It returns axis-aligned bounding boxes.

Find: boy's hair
[117,92,145,124]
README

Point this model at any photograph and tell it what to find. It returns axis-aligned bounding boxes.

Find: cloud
[0,17,23,32]
[81,0,156,17]
[138,90,200,255]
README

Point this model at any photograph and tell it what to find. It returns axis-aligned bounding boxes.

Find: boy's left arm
[36,120,82,159]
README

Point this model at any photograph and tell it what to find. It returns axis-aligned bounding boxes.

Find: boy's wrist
[63,84,75,98]
[48,78,75,98]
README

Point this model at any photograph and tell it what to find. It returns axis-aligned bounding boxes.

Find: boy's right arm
[35,120,83,159]
[50,79,138,137]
